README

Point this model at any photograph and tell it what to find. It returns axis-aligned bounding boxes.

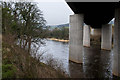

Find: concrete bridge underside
[67,2,119,28]
[67,2,120,77]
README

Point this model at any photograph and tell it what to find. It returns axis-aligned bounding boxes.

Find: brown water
[39,39,114,78]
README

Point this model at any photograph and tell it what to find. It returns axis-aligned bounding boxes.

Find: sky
[36,0,74,25]
[4,0,74,25]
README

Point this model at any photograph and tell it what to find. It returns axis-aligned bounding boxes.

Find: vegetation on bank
[2,2,47,53]
[2,2,67,78]
[2,35,67,78]
[44,27,69,40]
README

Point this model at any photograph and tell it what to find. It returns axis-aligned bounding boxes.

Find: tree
[0,2,2,34]
[15,2,46,53]
[2,2,46,53]
[2,2,14,34]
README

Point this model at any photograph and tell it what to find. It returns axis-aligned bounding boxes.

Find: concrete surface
[112,8,120,77]
[101,24,112,50]
[69,14,84,63]
[83,25,90,47]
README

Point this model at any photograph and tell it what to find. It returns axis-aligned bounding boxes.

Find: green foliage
[2,64,16,78]
[2,2,13,34]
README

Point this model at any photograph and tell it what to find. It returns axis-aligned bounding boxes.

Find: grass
[2,64,16,78]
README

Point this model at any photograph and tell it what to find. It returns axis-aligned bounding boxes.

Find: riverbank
[47,38,69,43]
[2,35,67,78]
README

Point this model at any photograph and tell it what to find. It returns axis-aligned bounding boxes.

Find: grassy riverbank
[48,35,100,44]
[2,36,67,78]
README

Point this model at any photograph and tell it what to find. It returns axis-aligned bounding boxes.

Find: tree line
[2,2,46,53]
[45,27,69,40]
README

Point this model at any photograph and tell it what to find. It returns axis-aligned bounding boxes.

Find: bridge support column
[112,8,120,77]
[101,24,112,50]
[83,25,90,47]
[69,14,84,63]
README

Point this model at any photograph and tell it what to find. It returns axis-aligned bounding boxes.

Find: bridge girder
[67,2,120,28]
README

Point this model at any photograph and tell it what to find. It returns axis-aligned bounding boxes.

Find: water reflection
[39,39,69,73]
[82,47,113,78]
[39,39,113,78]
[69,61,84,78]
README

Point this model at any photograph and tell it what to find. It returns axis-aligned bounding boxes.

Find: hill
[47,23,69,30]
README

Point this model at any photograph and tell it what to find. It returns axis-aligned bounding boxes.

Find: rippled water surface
[38,39,113,78]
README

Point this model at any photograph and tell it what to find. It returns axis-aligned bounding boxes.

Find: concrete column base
[101,24,112,50]
[69,14,84,63]
[83,25,90,47]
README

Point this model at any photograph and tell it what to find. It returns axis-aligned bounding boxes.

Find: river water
[37,39,113,78]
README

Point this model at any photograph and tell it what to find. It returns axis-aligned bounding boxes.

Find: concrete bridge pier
[83,25,90,47]
[69,14,84,63]
[112,8,120,77]
[101,24,112,50]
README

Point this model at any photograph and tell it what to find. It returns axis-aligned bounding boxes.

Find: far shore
[47,38,69,43]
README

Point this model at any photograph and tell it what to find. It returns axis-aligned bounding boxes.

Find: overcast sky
[4,0,74,25]
[36,1,74,25]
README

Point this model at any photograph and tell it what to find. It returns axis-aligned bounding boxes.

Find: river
[37,39,113,78]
